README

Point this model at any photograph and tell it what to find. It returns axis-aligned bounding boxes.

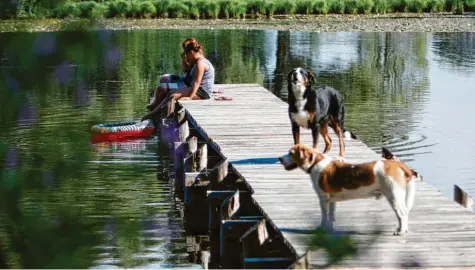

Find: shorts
[196,87,211,100]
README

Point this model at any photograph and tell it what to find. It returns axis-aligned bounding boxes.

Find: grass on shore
[2,0,475,20]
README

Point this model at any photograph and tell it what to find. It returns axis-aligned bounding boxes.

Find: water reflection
[431,32,475,73]
[1,29,475,268]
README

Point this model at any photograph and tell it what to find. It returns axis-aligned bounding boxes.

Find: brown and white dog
[278,144,421,235]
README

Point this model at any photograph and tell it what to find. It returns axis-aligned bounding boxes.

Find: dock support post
[286,253,309,269]
[219,191,265,268]
[207,188,295,269]
[186,235,210,269]
[172,107,189,192]
[207,191,237,267]
[454,184,473,211]
[239,218,296,269]
[181,138,209,234]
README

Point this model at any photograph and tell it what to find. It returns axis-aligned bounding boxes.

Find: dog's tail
[382,147,424,183]
[340,106,358,140]
[381,147,421,214]
[343,128,357,140]
[382,147,398,161]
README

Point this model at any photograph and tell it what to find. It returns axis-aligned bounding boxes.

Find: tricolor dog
[278,144,421,235]
[287,67,356,161]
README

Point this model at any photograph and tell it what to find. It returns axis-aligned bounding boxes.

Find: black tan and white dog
[278,144,421,235]
[287,67,356,161]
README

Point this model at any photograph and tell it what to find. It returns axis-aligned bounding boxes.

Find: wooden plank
[178,84,475,268]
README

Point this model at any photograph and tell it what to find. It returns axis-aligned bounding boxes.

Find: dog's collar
[306,162,317,174]
[306,155,332,173]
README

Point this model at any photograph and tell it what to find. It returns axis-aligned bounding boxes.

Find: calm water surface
[0,30,474,268]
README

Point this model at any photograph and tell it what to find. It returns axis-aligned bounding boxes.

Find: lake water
[0,29,474,268]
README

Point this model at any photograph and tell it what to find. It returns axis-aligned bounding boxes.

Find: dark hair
[185,41,203,53]
[182,37,198,51]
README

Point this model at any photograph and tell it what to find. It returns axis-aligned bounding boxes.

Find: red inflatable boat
[90,120,156,143]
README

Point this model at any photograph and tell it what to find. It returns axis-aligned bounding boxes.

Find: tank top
[190,57,215,96]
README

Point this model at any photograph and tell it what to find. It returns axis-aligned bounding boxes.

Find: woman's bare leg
[169,87,202,100]
[141,87,202,121]
[146,85,167,111]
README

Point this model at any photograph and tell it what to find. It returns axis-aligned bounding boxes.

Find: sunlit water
[1,29,474,268]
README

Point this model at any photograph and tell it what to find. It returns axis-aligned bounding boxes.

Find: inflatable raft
[90,120,156,143]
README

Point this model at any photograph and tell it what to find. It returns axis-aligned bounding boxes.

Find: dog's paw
[393,229,408,236]
[336,156,345,162]
[318,225,334,233]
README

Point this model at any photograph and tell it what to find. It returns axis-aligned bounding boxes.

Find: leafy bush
[373,0,389,13]
[390,0,406,11]
[140,1,157,18]
[405,0,428,12]
[207,0,221,18]
[128,0,142,17]
[344,0,359,13]
[4,0,466,19]
[78,1,107,19]
[357,0,374,13]
[108,0,131,18]
[328,0,346,13]
[229,0,247,18]
[296,0,314,14]
[274,0,297,14]
[183,0,200,19]
[313,0,329,14]
[154,0,172,18]
[168,0,189,18]
[55,2,80,18]
[247,0,267,15]
[426,0,444,11]
[265,0,276,17]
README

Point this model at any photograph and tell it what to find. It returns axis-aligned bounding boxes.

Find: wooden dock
[156,84,475,269]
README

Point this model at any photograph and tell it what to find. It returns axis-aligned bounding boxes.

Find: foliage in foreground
[1,0,474,19]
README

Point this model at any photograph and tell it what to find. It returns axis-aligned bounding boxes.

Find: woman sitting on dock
[146,37,197,111]
[142,40,215,121]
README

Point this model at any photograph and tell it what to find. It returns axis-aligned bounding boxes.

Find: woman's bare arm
[181,52,192,73]
[189,60,206,98]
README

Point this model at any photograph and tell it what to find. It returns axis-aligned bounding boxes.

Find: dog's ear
[381,147,395,160]
[307,71,316,84]
[287,69,295,80]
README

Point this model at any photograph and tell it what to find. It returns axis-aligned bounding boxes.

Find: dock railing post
[172,106,190,193]
[186,235,210,269]
[207,191,237,267]
[454,184,473,211]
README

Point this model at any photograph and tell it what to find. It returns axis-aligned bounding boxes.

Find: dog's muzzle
[278,155,298,171]
[292,72,298,82]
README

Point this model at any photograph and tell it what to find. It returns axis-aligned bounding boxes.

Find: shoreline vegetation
[1,0,475,32]
[1,13,475,32]
[1,0,474,20]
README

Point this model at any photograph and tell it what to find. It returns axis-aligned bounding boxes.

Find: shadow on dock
[151,97,475,269]
[152,100,301,269]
